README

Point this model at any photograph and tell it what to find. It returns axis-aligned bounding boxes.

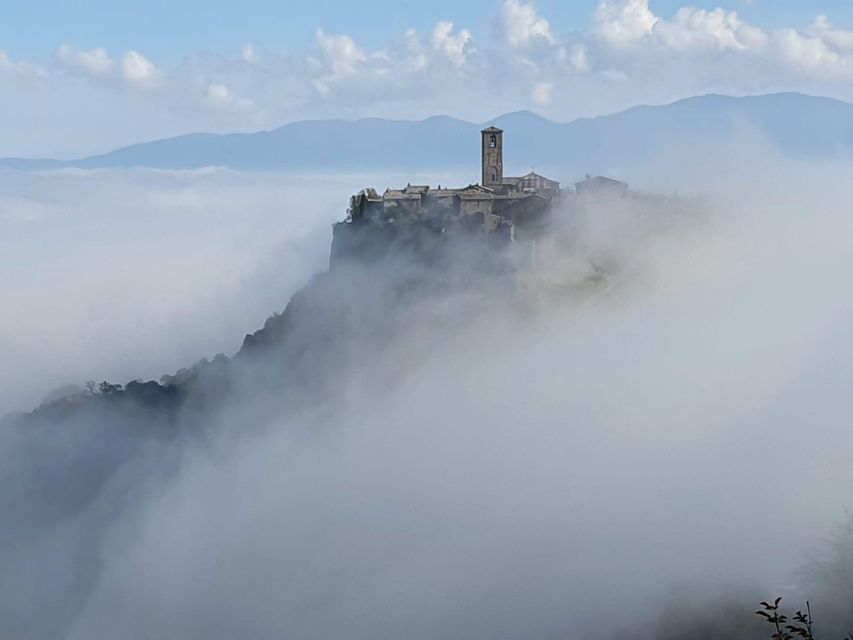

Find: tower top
[481,127,503,187]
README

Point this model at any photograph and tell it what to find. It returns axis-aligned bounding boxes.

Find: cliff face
[329,214,513,271]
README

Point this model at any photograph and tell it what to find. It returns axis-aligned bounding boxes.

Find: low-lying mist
[0,168,409,414]
[4,155,853,639]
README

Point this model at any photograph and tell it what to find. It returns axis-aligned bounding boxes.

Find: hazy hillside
[4,93,853,174]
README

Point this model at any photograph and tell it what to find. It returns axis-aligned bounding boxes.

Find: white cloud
[655,7,768,52]
[241,43,260,65]
[592,1,853,85]
[404,29,429,71]
[0,170,340,413]
[810,15,853,51]
[312,29,371,96]
[309,27,452,99]
[120,51,159,88]
[594,0,658,47]
[595,1,766,52]
[500,0,556,48]
[56,45,115,77]
[531,81,553,106]
[568,44,592,73]
[773,27,853,81]
[315,29,367,78]
[432,21,473,66]
[495,0,590,79]
[55,45,159,88]
[0,50,48,79]
[206,83,257,113]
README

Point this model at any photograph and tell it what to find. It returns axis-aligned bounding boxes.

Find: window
[489,134,496,148]
[492,172,497,182]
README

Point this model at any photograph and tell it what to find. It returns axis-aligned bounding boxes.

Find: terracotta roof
[460,183,495,193]
[460,192,497,200]
[575,175,627,188]
[384,190,421,200]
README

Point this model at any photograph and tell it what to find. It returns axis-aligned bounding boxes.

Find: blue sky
[4,1,852,60]
[3,0,853,157]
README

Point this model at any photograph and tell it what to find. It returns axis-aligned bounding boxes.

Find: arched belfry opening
[481,126,503,187]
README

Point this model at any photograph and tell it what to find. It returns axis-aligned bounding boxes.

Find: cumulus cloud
[774,16,853,80]
[120,50,159,87]
[655,7,768,52]
[595,0,766,52]
[55,45,115,77]
[432,21,473,66]
[500,0,556,48]
[531,80,553,105]
[594,0,659,48]
[55,45,159,88]
[311,29,372,96]
[315,30,368,77]
[810,15,853,51]
[568,43,592,73]
[206,82,257,113]
[0,50,48,79]
[494,0,590,78]
[590,0,853,84]
[241,43,260,65]
[403,29,429,71]
[308,22,477,100]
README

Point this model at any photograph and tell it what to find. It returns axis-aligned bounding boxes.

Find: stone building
[346,126,563,237]
[574,175,629,197]
[333,126,639,268]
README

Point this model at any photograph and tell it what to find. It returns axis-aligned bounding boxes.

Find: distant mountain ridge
[3,93,853,174]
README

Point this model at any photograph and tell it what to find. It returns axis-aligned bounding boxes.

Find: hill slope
[3,93,853,173]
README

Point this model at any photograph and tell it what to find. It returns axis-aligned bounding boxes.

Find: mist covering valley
[3,140,853,639]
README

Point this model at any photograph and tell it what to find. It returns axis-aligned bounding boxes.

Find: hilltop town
[331,126,629,266]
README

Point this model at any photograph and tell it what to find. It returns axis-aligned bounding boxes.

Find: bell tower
[481,126,503,187]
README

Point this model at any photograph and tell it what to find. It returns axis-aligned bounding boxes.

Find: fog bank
[63,162,853,638]
[0,169,423,413]
[4,156,853,639]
